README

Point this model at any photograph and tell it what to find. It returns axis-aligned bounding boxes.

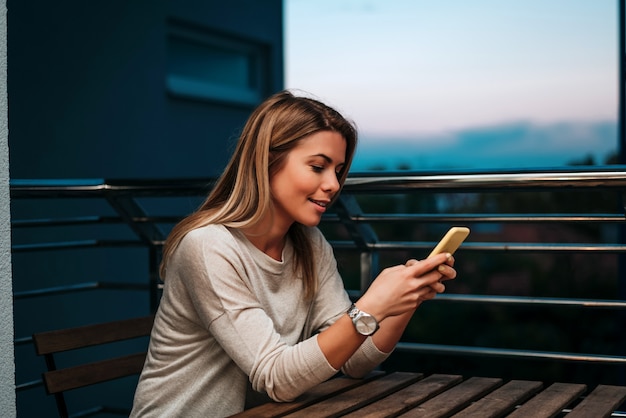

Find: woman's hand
[318,253,457,364]
[356,253,456,322]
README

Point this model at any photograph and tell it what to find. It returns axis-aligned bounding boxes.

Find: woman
[130,90,456,417]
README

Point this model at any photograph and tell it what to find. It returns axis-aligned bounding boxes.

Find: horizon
[350,119,617,172]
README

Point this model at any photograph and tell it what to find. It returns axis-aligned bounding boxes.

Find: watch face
[356,315,378,335]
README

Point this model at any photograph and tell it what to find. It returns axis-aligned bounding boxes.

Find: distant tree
[568,154,595,166]
[366,164,387,171]
[605,151,620,164]
[395,162,411,170]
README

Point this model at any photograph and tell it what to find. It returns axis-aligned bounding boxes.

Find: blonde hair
[160,90,357,298]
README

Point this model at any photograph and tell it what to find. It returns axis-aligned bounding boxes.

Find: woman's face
[270,130,347,229]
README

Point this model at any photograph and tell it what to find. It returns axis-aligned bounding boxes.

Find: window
[167,20,269,106]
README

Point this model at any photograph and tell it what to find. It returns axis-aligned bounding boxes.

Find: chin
[299,218,322,227]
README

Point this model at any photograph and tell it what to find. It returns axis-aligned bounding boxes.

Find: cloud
[352,120,617,171]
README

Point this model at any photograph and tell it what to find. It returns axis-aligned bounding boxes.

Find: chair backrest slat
[33,315,155,355]
[43,352,148,394]
[32,315,155,417]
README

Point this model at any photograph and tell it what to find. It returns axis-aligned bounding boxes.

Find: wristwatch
[347,303,379,336]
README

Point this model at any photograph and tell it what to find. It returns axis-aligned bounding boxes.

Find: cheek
[269,162,316,201]
[270,171,298,201]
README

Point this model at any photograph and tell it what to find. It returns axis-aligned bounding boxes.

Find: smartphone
[428,227,470,258]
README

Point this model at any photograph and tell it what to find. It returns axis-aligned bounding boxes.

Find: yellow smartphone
[428,227,470,258]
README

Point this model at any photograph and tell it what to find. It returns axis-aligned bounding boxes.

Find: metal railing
[325,167,626,371]
[10,166,626,391]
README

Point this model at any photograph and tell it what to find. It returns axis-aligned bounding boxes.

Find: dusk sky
[284,0,618,170]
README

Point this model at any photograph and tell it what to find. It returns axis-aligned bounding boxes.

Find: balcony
[11,166,626,415]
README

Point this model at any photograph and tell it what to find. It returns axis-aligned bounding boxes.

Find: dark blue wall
[9,1,284,416]
[8,0,283,179]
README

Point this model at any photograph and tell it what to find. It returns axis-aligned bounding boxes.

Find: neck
[242,221,290,262]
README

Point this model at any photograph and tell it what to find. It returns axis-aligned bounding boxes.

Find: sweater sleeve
[171,227,339,403]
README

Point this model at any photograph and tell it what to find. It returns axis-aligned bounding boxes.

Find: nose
[322,171,340,194]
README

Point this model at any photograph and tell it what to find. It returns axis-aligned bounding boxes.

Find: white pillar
[0,0,16,416]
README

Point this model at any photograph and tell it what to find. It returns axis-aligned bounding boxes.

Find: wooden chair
[32,315,155,418]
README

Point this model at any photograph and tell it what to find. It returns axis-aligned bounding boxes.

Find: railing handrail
[9,165,626,197]
[343,166,626,191]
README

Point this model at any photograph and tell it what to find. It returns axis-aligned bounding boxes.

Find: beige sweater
[130,225,389,417]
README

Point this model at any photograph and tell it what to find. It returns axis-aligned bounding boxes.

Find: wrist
[347,303,380,336]
[354,298,384,323]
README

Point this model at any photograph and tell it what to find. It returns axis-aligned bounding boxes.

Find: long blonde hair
[160,90,357,298]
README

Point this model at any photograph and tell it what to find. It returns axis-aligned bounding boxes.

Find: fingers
[416,286,439,302]
[404,255,456,300]
[430,281,445,293]
[420,289,438,301]
[405,254,456,280]
[370,255,457,314]
[407,253,451,274]
[405,258,418,267]
[437,263,457,281]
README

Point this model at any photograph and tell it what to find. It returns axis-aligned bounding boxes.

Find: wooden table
[231,371,626,418]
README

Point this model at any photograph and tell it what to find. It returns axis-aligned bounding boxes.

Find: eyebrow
[312,153,345,166]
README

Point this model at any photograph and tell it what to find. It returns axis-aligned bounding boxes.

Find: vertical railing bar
[334,195,381,290]
[618,0,626,386]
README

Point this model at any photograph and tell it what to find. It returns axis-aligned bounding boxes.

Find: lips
[309,198,329,208]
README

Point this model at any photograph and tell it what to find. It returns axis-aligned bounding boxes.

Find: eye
[311,165,324,173]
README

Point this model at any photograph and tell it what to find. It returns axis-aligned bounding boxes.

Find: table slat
[283,372,423,418]
[451,380,542,418]
[231,372,626,418]
[507,382,587,418]
[230,371,384,418]
[566,385,626,418]
[398,377,503,418]
[341,373,463,418]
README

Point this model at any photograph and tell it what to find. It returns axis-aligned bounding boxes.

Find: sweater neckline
[230,228,293,273]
